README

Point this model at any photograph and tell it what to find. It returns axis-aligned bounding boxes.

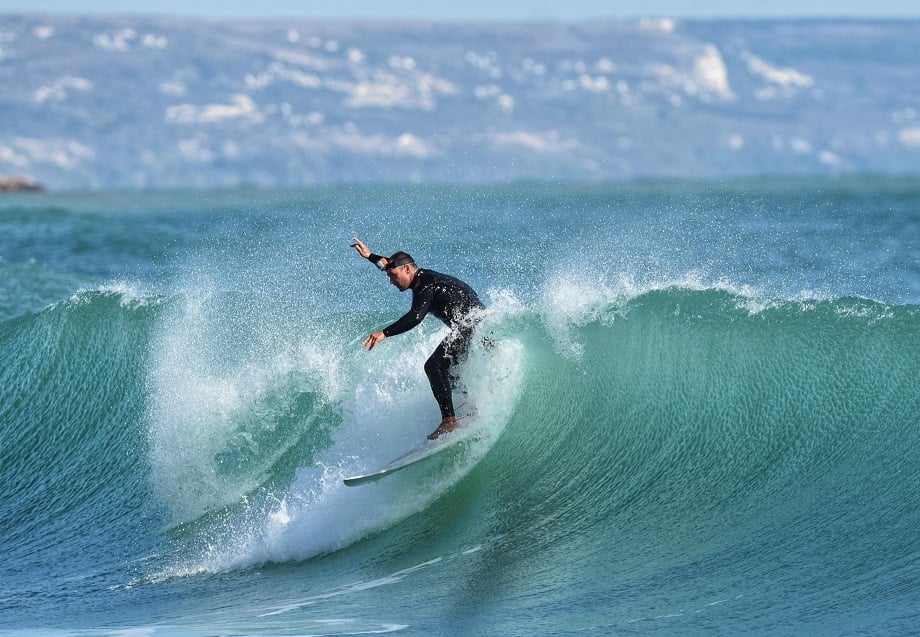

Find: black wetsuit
[369,254,484,419]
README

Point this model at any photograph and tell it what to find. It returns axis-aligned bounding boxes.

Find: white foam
[146,292,345,527]
[536,269,799,351]
[175,324,526,572]
[53,281,160,311]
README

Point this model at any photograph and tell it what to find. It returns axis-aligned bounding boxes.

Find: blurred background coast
[1,1,918,191]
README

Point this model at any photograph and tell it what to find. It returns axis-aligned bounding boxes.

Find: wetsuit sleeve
[367,253,387,270]
[382,285,433,337]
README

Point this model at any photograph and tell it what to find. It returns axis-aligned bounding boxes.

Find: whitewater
[0,177,918,635]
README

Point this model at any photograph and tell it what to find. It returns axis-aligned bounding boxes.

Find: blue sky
[2,0,919,20]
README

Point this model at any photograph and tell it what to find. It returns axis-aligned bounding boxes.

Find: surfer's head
[384,252,418,291]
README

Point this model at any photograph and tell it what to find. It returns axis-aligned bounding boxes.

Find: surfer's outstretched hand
[351,237,372,259]
[363,330,386,350]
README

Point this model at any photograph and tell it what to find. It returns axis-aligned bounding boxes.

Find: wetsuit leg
[425,340,455,419]
[424,327,474,419]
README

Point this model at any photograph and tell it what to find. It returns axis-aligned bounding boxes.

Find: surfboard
[343,428,471,487]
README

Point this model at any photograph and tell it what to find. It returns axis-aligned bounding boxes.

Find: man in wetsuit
[352,238,484,440]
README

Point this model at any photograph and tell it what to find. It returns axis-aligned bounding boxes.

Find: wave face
[0,290,161,608]
[2,179,919,634]
[3,284,918,632]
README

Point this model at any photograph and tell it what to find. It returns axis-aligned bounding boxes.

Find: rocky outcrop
[0,176,45,193]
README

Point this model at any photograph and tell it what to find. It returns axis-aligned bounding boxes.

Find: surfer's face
[386,264,414,291]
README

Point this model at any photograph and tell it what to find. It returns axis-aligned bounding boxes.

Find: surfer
[352,238,484,440]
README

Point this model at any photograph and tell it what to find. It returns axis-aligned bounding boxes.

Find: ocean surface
[1,177,918,636]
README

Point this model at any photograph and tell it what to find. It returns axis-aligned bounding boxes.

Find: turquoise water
[1,177,918,635]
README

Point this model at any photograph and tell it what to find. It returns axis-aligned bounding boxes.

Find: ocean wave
[3,284,918,585]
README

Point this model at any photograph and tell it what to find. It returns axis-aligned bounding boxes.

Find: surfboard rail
[343,428,471,486]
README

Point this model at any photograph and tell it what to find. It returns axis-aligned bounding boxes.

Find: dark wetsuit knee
[425,327,475,419]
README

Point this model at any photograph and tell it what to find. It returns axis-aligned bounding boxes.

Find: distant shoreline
[2,17,918,189]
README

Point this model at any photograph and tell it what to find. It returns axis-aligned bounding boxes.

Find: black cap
[384,253,415,269]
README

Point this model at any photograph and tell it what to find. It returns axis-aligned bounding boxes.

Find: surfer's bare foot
[427,417,458,440]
